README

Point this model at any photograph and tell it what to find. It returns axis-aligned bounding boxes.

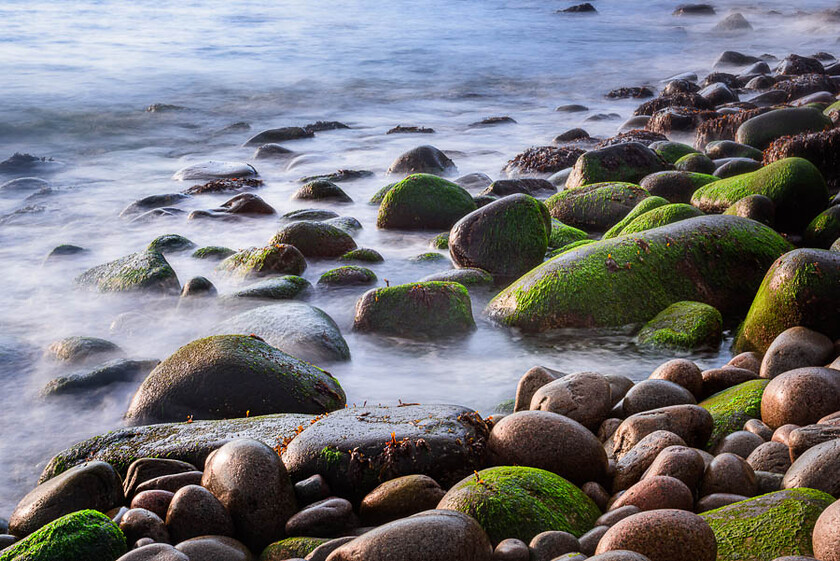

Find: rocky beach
[3,0,840,560]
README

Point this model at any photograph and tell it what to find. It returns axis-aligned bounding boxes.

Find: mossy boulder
[764,127,840,191]
[545,182,649,232]
[410,251,448,263]
[449,194,550,279]
[318,265,377,287]
[291,179,352,202]
[566,142,670,188]
[147,234,196,254]
[548,219,588,249]
[639,171,718,204]
[651,141,700,164]
[76,251,180,294]
[225,275,311,301]
[430,232,450,249]
[547,239,596,258]
[485,215,791,332]
[376,174,476,230]
[698,379,769,450]
[191,245,235,260]
[218,244,307,280]
[421,268,494,287]
[603,196,669,239]
[124,334,346,425]
[339,248,384,263]
[369,182,397,205]
[354,281,475,339]
[270,221,356,258]
[619,203,705,236]
[803,205,840,249]
[690,157,828,232]
[675,153,717,175]
[0,510,126,561]
[705,140,764,161]
[637,301,723,350]
[700,488,835,561]
[735,107,832,150]
[436,466,600,545]
[259,537,330,560]
[735,248,840,353]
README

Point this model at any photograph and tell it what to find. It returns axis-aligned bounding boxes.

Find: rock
[579,526,608,555]
[376,174,476,230]
[294,474,331,506]
[76,251,180,294]
[705,140,763,160]
[353,281,475,338]
[282,404,489,502]
[636,301,722,351]
[736,108,831,150]
[613,405,713,458]
[130,490,173,519]
[691,158,828,232]
[699,379,768,448]
[612,431,687,491]
[649,359,703,400]
[359,475,446,525]
[387,125,435,134]
[226,275,311,301]
[147,234,195,255]
[245,127,314,146]
[565,143,669,188]
[41,359,159,397]
[783,438,840,496]
[486,216,791,332]
[180,276,216,298]
[339,248,384,263]
[45,336,122,364]
[135,471,202,495]
[119,508,169,546]
[260,537,329,560]
[595,510,716,561]
[736,249,840,353]
[502,146,585,177]
[611,203,704,237]
[324,510,492,561]
[597,131,668,148]
[285,497,357,537]
[218,244,307,280]
[174,536,253,561]
[253,143,294,160]
[760,327,834,379]
[0,510,126,561]
[9,461,123,537]
[699,82,739,105]
[761,367,840,429]
[675,153,717,174]
[387,145,457,176]
[549,219,589,249]
[211,302,349,363]
[701,489,835,560]
[438,466,599,544]
[514,366,561,412]
[610,476,694,512]
[0,176,49,192]
[421,268,494,287]
[494,538,530,561]
[766,127,840,193]
[115,543,189,561]
[729,352,762,374]
[674,4,716,15]
[804,206,840,248]
[776,55,826,76]
[124,335,345,425]
[183,177,263,195]
[788,424,840,460]
[449,194,549,279]
[318,266,377,287]
[813,499,840,561]
[299,170,374,183]
[546,182,649,232]
[642,445,706,491]
[172,161,257,180]
[639,171,716,204]
[270,221,356,258]
[747,441,792,474]
[696,493,748,512]
[480,179,555,198]
[44,244,87,261]
[694,108,772,150]
[650,141,699,164]
[559,3,596,13]
[191,246,235,260]
[164,485,233,543]
[528,531,580,561]
[723,193,775,224]
[622,380,697,416]
[712,13,753,32]
[604,197,670,239]
[701,367,759,398]
[713,430,764,458]
[701,452,757,496]
[124,458,197,498]
[529,372,612,431]
[292,180,352,203]
[215,192,275,215]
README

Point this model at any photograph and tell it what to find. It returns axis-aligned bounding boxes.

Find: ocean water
[0,0,837,514]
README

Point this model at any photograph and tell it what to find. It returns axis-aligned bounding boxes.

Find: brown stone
[582,481,610,512]
[695,493,748,512]
[123,458,197,499]
[782,438,840,496]
[746,441,792,474]
[612,405,713,459]
[119,508,170,547]
[131,490,174,519]
[622,380,696,416]
[727,352,762,374]
[174,536,253,561]
[595,509,717,561]
[359,474,446,525]
[761,367,840,429]
[649,359,703,400]
[701,452,757,497]
[135,471,203,495]
[528,531,580,561]
[760,326,835,379]
[641,445,705,491]
[712,430,764,458]
[285,497,357,537]
[788,424,840,460]
[530,372,613,431]
[579,525,609,555]
[165,484,234,543]
[606,375,635,407]
[701,367,759,398]
[115,543,190,561]
[610,476,694,512]
[613,431,687,492]
[494,539,530,561]
[813,499,840,561]
[744,419,773,441]
[596,505,641,527]
[772,424,800,445]
[514,366,560,412]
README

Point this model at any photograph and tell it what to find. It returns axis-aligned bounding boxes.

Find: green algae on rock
[545,182,649,232]
[124,334,345,425]
[803,205,840,249]
[674,152,716,175]
[735,107,832,150]
[76,250,180,294]
[259,537,330,560]
[547,239,596,259]
[225,275,311,301]
[700,488,835,561]
[735,248,840,354]
[354,281,475,338]
[318,265,377,286]
[376,173,476,230]
[637,301,722,351]
[147,233,196,254]
[430,231,450,249]
[565,142,669,188]
[619,203,704,236]
[698,379,769,449]
[270,221,357,258]
[603,196,669,239]
[549,219,588,249]
[218,244,307,280]
[192,245,236,260]
[436,466,600,545]
[690,157,828,232]
[640,171,718,204]
[0,510,126,561]
[421,268,494,287]
[485,215,791,332]
[339,247,384,263]
[650,140,700,164]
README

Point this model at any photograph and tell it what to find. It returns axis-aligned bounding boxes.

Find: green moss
[547,239,596,259]
[430,232,450,249]
[486,215,792,332]
[228,275,311,301]
[652,141,700,164]
[637,301,722,350]
[259,537,331,560]
[339,248,384,263]
[318,266,377,286]
[218,244,306,280]
[566,143,668,188]
[603,196,669,239]
[147,234,196,254]
[0,510,126,561]
[191,246,236,260]
[410,252,448,263]
[675,153,716,174]
[377,174,476,230]
[803,206,840,249]
[699,379,769,449]
[319,445,346,468]
[701,488,835,561]
[619,203,704,236]
[369,182,397,205]
[549,219,589,249]
[437,466,600,545]
[545,182,650,232]
[76,251,180,293]
[691,157,828,232]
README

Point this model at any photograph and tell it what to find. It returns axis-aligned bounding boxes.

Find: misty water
[1,0,838,514]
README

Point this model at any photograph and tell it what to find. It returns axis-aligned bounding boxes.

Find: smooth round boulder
[761,367,840,429]
[696,493,749,512]
[292,180,352,203]
[729,352,762,374]
[165,485,234,543]
[116,543,189,561]
[609,476,694,512]
[284,497,357,537]
[612,405,714,459]
[119,508,169,546]
[386,145,458,176]
[324,510,492,561]
[700,367,759,398]
[201,439,297,551]
[494,538,530,561]
[595,510,717,561]
[131,490,174,519]
[124,459,198,500]
[125,335,346,425]
[528,531,580,561]
[701,452,757,497]
[270,221,356,258]
[759,327,835,380]
[813,499,840,561]
[641,445,705,491]
[622,380,696,416]
[713,429,764,458]
[218,244,307,280]
[359,475,446,525]
[529,372,612,431]
[579,525,609,555]
[515,366,561,412]
[783,439,840,496]
[377,173,476,230]
[612,431,687,492]
[9,460,124,537]
[589,552,651,561]
[488,411,608,484]
[649,359,703,400]
[174,536,253,561]
[744,418,773,441]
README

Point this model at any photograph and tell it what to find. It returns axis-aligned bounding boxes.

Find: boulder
[783,439,840,496]
[260,537,329,560]
[76,251,179,294]
[225,275,311,301]
[545,182,649,232]
[759,326,834,379]
[618,204,704,236]
[386,145,457,176]
[172,161,257,181]
[318,265,377,287]
[699,379,769,449]
[603,197,669,240]
[377,174,476,230]
[636,301,722,350]
[549,219,589,248]
[813,498,840,561]
[41,359,159,397]
[612,405,713,458]
[622,380,697,416]
[217,244,307,280]
[245,127,313,145]
[529,372,612,431]
[147,234,195,255]
[124,335,345,425]
[764,127,840,191]
[595,510,716,561]
[735,107,831,150]
[761,367,840,429]
[270,221,356,258]
[639,171,717,204]
[502,146,585,177]
[565,143,669,189]
[292,180,352,203]
[359,475,446,525]
[803,206,840,248]
[0,510,126,561]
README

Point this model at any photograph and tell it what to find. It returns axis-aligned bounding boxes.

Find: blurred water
[0,0,837,514]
